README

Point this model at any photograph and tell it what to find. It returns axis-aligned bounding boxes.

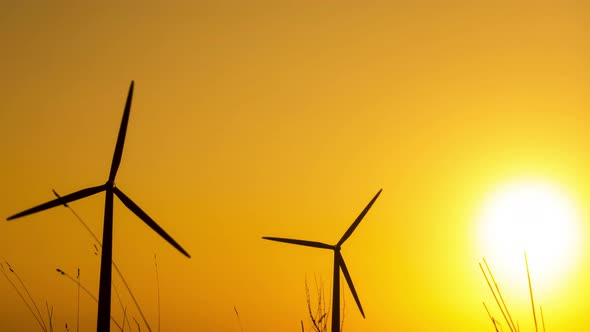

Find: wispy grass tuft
[524,251,538,332]
[0,261,47,331]
[56,268,97,303]
[112,279,128,332]
[479,260,515,332]
[482,301,500,332]
[483,258,516,331]
[154,254,160,332]
[45,302,53,332]
[234,306,244,332]
[55,268,123,331]
[121,306,127,332]
[481,253,548,332]
[7,261,49,331]
[540,306,546,332]
[76,268,80,332]
[133,317,142,332]
[304,275,331,332]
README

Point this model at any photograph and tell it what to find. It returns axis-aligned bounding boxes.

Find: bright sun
[477,179,582,295]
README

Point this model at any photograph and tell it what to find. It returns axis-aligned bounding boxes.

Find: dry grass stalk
[483,302,500,332]
[45,302,53,332]
[483,258,517,331]
[55,268,123,331]
[479,261,514,332]
[305,276,330,332]
[540,306,546,332]
[524,251,538,332]
[133,317,141,332]
[7,261,48,331]
[154,254,161,332]
[234,306,244,332]
[76,268,80,332]
[0,262,47,331]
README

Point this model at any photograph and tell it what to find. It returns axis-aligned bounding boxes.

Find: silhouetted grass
[234,306,244,332]
[524,251,538,332]
[122,307,128,332]
[45,302,53,332]
[154,254,160,332]
[305,278,327,332]
[133,317,141,332]
[56,268,98,303]
[56,268,124,331]
[482,301,500,332]
[481,254,547,332]
[10,261,49,331]
[540,306,546,332]
[0,261,48,331]
[479,261,514,332]
[112,276,128,327]
[76,268,80,332]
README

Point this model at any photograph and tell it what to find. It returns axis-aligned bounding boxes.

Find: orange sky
[1,2,589,331]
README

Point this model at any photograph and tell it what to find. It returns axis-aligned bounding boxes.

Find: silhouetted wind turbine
[263,189,382,332]
[6,81,191,332]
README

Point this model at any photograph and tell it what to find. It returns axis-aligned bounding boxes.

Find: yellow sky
[1,1,589,331]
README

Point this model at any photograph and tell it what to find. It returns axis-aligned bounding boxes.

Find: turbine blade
[113,187,191,258]
[337,252,365,318]
[109,81,134,182]
[262,237,334,250]
[337,189,382,247]
[7,185,106,221]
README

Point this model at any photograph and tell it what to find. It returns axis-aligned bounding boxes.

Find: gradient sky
[1,2,589,331]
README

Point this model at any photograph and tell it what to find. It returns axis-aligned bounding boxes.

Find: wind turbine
[6,81,191,332]
[263,189,382,332]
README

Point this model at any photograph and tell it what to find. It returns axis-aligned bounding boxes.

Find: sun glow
[477,179,582,295]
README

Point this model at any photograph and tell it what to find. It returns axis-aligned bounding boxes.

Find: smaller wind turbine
[263,189,382,332]
[6,81,190,332]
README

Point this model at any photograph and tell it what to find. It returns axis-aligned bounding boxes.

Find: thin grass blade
[525,251,539,332]
[154,254,160,332]
[1,263,46,331]
[540,305,546,332]
[483,257,516,332]
[10,263,48,331]
[479,261,514,332]
[483,302,500,332]
[56,268,123,331]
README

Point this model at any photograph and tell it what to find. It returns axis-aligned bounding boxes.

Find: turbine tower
[6,81,191,332]
[263,189,382,332]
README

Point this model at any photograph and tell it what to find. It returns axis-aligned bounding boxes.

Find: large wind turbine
[6,81,191,332]
[263,189,382,332]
